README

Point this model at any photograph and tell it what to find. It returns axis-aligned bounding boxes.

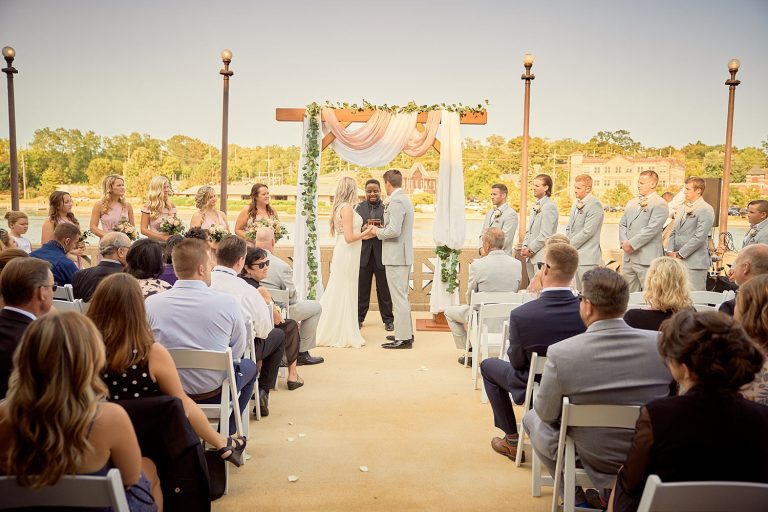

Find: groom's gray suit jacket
[377,189,414,266]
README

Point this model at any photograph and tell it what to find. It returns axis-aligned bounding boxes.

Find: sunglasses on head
[252,260,270,269]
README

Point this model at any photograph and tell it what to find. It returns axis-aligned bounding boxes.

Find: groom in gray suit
[522,268,672,493]
[566,174,604,291]
[666,177,715,291]
[371,169,415,349]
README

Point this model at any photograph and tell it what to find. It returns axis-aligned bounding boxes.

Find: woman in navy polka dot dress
[88,273,247,466]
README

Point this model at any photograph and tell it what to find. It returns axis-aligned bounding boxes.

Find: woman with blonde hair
[190,185,229,232]
[4,211,31,253]
[623,256,693,331]
[734,274,768,405]
[315,177,375,348]
[234,183,280,240]
[88,274,247,465]
[0,312,162,510]
[90,174,135,239]
[40,190,87,267]
[140,176,177,241]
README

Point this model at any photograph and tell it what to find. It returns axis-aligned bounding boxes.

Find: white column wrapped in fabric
[293,111,325,301]
[430,111,465,313]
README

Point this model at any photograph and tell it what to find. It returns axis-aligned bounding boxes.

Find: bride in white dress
[316,177,376,348]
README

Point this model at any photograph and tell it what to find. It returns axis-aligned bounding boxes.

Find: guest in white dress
[316,177,376,348]
[4,211,31,253]
[89,174,135,240]
[190,186,229,231]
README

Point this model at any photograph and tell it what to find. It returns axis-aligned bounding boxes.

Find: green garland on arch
[300,102,321,299]
[322,99,488,116]
[435,245,462,294]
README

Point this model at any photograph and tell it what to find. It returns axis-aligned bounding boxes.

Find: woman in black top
[239,247,303,390]
[623,256,693,331]
[609,310,768,511]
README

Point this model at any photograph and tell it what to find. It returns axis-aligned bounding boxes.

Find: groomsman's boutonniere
[383,198,390,212]
[638,195,649,210]
[532,201,542,214]
[492,208,502,220]
[684,202,695,217]
[747,225,758,239]
[575,199,585,213]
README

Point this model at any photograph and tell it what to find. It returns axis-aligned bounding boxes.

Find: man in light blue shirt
[146,238,256,432]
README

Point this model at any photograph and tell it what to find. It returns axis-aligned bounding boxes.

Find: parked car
[728,206,741,216]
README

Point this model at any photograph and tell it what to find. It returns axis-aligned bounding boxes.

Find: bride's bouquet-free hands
[361,224,377,240]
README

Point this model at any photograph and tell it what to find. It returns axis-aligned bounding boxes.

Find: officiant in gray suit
[521,174,559,281]
[480,184,518,257]
[666,177,715,291]
[566,174,604,291]
[371,169,415,350]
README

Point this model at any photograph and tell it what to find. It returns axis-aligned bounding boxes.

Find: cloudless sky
[1,0,766,151]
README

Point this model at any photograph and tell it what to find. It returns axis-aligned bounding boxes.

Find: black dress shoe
[382,339,413,349]
[258,391,269,417]
[384,322,394,331]
[458,355,473,365]
[386,335,413,342]
[297,352,324,365]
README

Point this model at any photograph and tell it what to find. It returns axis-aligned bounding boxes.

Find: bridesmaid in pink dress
[40,190,87,268]
[140,176,177,241]
[189,185,230,231]
[234,183,280,240]
[89,174,135,238]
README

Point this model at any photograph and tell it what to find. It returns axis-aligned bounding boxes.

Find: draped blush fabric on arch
[293,107,465,309]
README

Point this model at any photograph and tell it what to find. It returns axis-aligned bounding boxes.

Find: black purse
[203,450,226,500]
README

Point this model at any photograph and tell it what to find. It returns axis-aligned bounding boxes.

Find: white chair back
[636,474,768,512]
[628,291,646,305]
[51,299,84,313]
[475,302,519,398]
[690,290,727,307]
[518,354,548,466]
[551,397,641,512]
[0,468,129,511]
[693,304,718,312]
[53,283,74,302]
[465,291,524,368]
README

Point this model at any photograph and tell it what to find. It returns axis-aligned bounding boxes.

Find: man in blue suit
[480,243,586,460]
[29,222,80,286]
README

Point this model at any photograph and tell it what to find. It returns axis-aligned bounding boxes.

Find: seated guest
[609,311,768,512]
[0,228,17,250]
[159,234,184,286]
[185,227,216,263]
[240,246,303,389]
[720,243,768,315]
[0,312,162,510]
[88,273,246,465]
[72,232,132,301]
[523,268,672,507]
[0,258,54,398]
[734,274,768,405]
[526,234,573,294]
[482,243,585,460]
[255,227,324,366]
[126,238,172,298]
[444,227,522,364]
[145,238,255,433]
[211,235,287,415]
[0,248,29,274]
[623,256,693,331]
[29,222,80,285]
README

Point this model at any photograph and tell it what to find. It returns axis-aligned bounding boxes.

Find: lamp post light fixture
[2,46,19,211]
[219,49,233,213]
[517,53,535,285]
[717,58,740,252]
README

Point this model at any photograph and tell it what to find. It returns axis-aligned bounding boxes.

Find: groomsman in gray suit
[566,174,604,291]
[666,177,715,291]
[480,184,518,257]
[619,170,669,292]
[445,228,522,361]
[743,200,768,248]
[522,269,672,493]
[371,169,415,350]
[521,174,559,281]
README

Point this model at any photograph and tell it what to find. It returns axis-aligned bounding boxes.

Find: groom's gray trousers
[385,265,413,341]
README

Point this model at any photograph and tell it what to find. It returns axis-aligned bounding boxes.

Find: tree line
[0,128,766,210]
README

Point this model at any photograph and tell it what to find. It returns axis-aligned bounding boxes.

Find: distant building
[370,163,437,195]
[732,165,768,195]
[568,152,686,201]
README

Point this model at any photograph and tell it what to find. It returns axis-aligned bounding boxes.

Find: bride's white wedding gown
[315,205,367,348]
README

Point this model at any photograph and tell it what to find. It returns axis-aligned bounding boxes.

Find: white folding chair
[466,291,523,368]
[475,302,519,399]
[0,468,129,511]
[517,354,548,471]
[53,283,75,302]
[551,397,641,512]
[693,304,718,312]
[168,348,246,495]
[691,290,727,307]
[628,292,645,306]
[269,288,291,381]
[51,299,84,313]
[636,474,768,512]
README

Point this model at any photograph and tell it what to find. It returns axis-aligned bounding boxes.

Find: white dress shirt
[145,279,247,395]
[210,265,273,339]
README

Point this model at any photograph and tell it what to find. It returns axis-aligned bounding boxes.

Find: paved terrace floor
[212,312,551,512]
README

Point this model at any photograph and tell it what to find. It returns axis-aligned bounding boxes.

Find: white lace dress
[315,205,366,348]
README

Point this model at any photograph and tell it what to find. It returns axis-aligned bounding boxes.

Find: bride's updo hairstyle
[659,310,764,394]
[330,177,359,236]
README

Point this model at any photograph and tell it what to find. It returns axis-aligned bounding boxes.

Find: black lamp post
[219,49,233,213]
[2,46,19,211]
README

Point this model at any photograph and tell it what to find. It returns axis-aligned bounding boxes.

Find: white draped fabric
[294,107,464,309]
[430,111,465,313]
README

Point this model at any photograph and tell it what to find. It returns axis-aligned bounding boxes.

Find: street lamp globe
[728,58,740,72]
[2,46,15,59]
[221,49,232,63]
[523,53,534,66]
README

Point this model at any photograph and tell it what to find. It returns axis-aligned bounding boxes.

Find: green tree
[39,166,71,196]
[602,184,633,207]
[124,148,160,197]
[86,158,124,186]
[161,156,183,182]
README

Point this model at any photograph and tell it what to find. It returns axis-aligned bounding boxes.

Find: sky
[1,0,767,151]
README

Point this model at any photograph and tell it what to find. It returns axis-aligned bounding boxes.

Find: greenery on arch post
[300,103,321,299]
[435,245,462,294]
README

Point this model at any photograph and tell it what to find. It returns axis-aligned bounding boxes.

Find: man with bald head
[719,243,768,316]
[72,232,132,301]
[254,227,324,365]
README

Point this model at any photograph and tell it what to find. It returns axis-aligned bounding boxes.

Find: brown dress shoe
[491,436,524,462]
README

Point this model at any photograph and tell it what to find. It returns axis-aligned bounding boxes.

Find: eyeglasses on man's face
[39,284,58,292]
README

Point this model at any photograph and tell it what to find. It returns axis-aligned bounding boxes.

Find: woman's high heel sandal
[212,436,247,467]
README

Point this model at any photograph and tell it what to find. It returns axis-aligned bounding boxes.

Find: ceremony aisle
[213,312,550,512]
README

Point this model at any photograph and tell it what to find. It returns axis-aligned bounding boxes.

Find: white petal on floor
[288,475,299,482]
[359,466,369,472]
[287,437,295,442]
[299,433,306,438]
